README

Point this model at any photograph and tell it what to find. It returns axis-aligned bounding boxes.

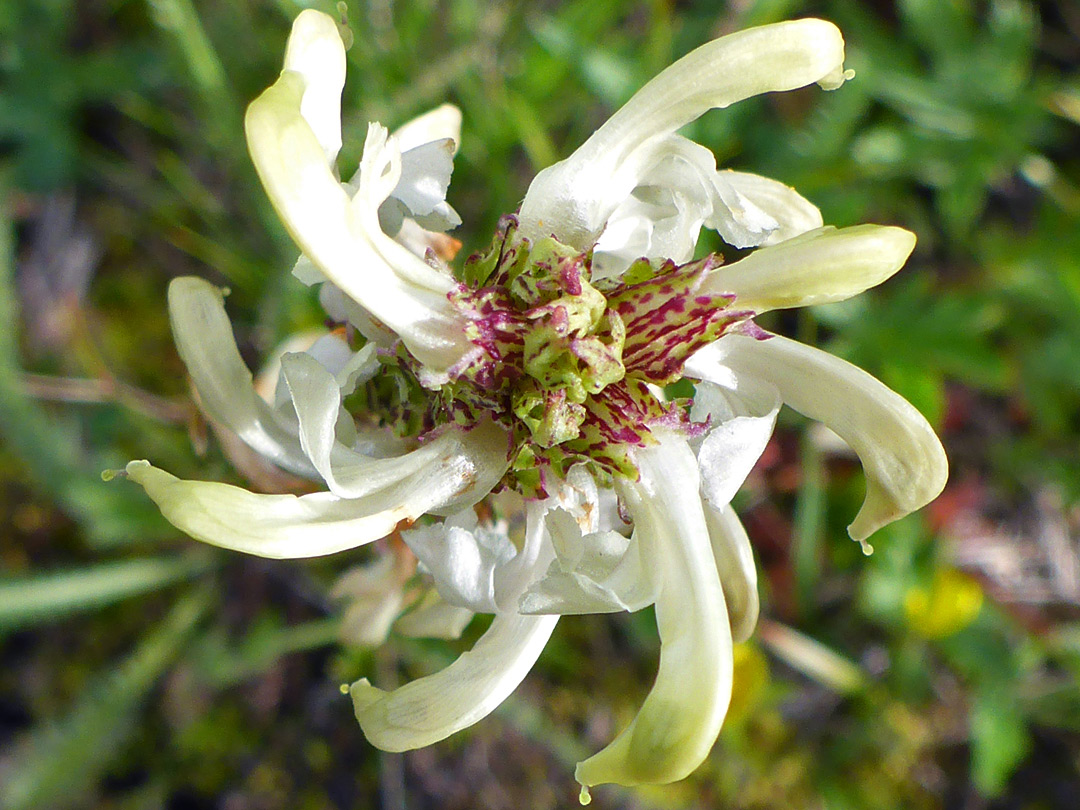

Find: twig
[21,373,193,424]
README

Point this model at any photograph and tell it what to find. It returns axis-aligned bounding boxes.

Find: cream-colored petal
[282,10,345,166]
[708,169,823,248]
[351,613,559,751]
[575,434,731,787]
[124,455,488,559]
[280,352,508,502]
[696,406,777,510]
[245,78,469,378]
[518,511,656,615]
[402,509,516,613]
[704,504,759,644]
[698,333,948,543]
[391,103,463,153]
[702,224,916,312]
[167,277,315,477]
[519,19,847,247]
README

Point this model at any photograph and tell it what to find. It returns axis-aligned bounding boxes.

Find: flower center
[357,217,752,497]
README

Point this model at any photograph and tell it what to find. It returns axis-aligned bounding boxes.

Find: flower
[125,10,948,791]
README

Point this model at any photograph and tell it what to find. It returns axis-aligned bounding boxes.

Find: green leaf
[0,555,212,634]
[0,589,211,810]
[970,684,1031,797]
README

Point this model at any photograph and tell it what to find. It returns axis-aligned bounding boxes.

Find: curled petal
[391,103,463,153]
[693,333,948,542]
[708,169,823,249]
[590,141,825,279]
[704,504,759,644]
[519,18,847,247]
[393,140,458,218]
[518,510,656,615]
[245,75,469,377]
[575,434,731,787]
[688,373,780,509]
[379,139,462,235]
[280,352,508,502]
[282,9,345,166]
[168,276,315,477]
[351,613,559,751]
[696,405,778,510]
[591,135,716,278]
[703,224,916,313]
[402,509,516,613]
[403,494,555,613]
[124,451,492,559]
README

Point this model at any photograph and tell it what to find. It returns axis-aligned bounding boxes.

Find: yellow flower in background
[905,568,984,639]
[125,10,948,791]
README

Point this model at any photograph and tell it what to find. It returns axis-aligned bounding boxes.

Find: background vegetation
[2,0,1079,807]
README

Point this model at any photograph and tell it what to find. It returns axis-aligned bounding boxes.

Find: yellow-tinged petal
[125,430,500,559]
[704,504,760,644]
[351,613,558,751]
[244,74,468,377]
[703,224,917,312]
[576,434,732,787]
[692,334,948,543]
[280,352,509,501]
[168,276,315,477]
[282,9,345,165]
[520,18,848,246]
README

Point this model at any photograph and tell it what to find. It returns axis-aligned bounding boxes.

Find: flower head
[126,10,947,791]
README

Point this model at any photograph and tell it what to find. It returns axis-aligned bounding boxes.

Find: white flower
[126,10,948,790]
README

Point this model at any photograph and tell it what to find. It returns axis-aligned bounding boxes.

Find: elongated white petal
[279,353,508,501]
[245,77,469,378]
[703,224,916,312]
[168,277,315,477]
[391,103,463,153]
[351,612,559,751]
[402,510,516,613]
[282,10,345,166]
[704,504,759,643]
[125,455,489,559]
[518,511,656,615]
[694,333,948,542]
[519,19,847,247]
[697,407,777,509]
[575,434,731,787]
[708,169,823,248]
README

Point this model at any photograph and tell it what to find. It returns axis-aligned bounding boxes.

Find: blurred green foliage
[2,1,1079,808]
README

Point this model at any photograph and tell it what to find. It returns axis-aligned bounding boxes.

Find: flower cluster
[127,11,948,791]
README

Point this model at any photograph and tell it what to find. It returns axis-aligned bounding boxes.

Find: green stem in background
[0,588,212,810]
[145,0,234,124]
[0,554,214,635]
[792,429,826,617]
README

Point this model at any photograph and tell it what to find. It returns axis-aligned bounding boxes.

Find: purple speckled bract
[410,218,750,494]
